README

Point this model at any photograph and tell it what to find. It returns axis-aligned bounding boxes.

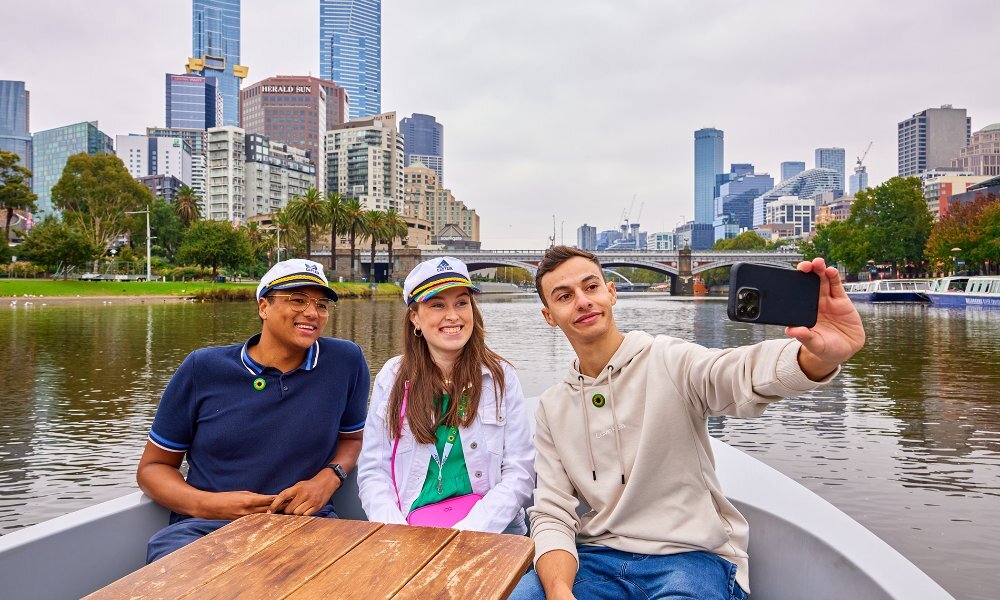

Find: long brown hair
[386,295,507,444]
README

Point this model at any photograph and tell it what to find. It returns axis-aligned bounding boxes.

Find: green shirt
[409,393,474,514]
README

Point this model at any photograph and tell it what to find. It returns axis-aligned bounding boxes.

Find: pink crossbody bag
[390,380,483,528]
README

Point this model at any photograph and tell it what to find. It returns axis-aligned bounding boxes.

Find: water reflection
[1,295,998,598]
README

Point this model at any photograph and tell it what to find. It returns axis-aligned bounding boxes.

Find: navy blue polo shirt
[148,334,369,520]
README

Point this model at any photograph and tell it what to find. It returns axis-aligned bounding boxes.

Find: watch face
[329,463,347,481]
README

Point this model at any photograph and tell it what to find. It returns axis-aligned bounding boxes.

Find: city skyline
[2,0,999,248]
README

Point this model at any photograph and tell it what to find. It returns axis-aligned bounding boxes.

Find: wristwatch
[326,462,348,483]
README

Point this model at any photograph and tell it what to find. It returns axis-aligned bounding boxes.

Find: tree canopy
[17,218,101,273]
[0,150,36,241]
[178,220,251,276]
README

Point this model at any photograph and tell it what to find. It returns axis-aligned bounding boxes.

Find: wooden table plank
[84,513,311,600]
[393,531,534,600]
[286,524,458,600]
[179,517,382,600]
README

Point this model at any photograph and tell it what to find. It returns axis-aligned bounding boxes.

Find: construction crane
[856,141,873,169]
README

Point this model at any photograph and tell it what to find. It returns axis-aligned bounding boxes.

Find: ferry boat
[926,276,1000,309]
[0,437,953,599]
[843,279,931,302]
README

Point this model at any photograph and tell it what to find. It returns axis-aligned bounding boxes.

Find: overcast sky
[3,0,999,248]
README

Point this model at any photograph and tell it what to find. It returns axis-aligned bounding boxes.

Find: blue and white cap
[256,259,338,301]
[403,257,481,305]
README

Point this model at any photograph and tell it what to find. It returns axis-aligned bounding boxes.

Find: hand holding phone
[727,263,820,327]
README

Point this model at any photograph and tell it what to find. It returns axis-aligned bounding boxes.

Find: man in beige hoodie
[509,246,865,600]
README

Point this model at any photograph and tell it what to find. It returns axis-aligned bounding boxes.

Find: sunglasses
[268,292,335,315]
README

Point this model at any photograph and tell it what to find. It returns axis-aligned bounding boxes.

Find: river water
[0,295,997,598]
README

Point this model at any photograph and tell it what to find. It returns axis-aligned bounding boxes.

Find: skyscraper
[319,0,381,120]
[166,73,220,130]
[815,148,845,194]
[694,128,724,225]
[849,166,869,196]
[898,105,971,177]
[0,80,31,169]
[399,113,444,183]
[326,112,403,212]
[31,121,114,216]
[190,0,247,126]
[577,224,597,251]
[780,161,805,182]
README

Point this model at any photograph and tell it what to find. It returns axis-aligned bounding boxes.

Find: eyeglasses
[268,292,335,315]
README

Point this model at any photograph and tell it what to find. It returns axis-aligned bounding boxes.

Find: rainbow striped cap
[403,257,481,305]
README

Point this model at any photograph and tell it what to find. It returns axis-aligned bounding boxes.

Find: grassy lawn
[0,279,401,299]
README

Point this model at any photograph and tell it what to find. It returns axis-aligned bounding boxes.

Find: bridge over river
[312,248,803,296]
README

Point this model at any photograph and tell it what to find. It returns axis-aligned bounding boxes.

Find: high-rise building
[815,148,845,194]
[190,0,247,127]
[577,224,597,251]
[240,76,349,193]
[922,174,989,221]
[166,73,220,130]
[399,113,443,183]
[116,135,193,185]
[952,123,1000,177]
[139,174,187,203]
[0,80,31,169]
[320,0,381,120]
[898,105,971,177]
[31,121,113,216]
[694,128,724,225]
[780,161,805,182]
[764,196,816,238]
[326,112,404,212]
[206,126,316,224]
[849,165,869,196]
[714,170,774,241]
[147,127,209,205]
[752,168,840,227]
[403,162,479,243]
[675,221,714,251]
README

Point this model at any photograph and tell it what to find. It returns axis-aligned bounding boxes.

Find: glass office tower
[815,147,846,194]
[319,0,381,119]
[31,122,114,216]
[192,0,243,126]
[694,128,724,225]
[166,73,219,130]
[0,80,31,169]
[400,113,443,183]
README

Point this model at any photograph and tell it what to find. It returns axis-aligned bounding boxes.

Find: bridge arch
[691,258,799,275]
[599,259,678,277]
[465,259,539,274]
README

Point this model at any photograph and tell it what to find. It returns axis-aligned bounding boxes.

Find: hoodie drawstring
[607,365,627,485]
[579,376,598,481]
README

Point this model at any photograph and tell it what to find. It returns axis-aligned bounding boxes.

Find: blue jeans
[146,505,338,564]
[509,546,749,600]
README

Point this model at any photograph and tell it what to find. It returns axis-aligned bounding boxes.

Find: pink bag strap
[389,380,410,510]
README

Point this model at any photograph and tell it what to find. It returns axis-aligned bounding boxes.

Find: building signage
[262,85,312,94]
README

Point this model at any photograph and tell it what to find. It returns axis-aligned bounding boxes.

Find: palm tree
[383,208,409,282]
[285,188,326,260]
[325,192,346,273]
[272,208,295,262]
[363,210,388,282]
[174,186,201,228]
[341,198,366,281]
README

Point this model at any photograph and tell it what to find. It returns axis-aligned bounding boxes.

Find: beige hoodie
[528,331,838,593]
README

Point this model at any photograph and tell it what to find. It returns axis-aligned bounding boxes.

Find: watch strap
[326,462,347,482]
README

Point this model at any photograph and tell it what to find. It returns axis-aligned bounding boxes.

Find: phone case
[727,263,820,327]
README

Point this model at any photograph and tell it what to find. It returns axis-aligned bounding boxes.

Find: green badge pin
[592,393,606,408]
[253,377,266,391]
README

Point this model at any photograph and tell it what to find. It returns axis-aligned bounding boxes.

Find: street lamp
[125,205,152,282]
[950,247,962,275]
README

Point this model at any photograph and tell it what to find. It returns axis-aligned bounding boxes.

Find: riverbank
[0,280,402,301]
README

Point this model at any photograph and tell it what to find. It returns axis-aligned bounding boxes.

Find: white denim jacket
[358,356,535,534]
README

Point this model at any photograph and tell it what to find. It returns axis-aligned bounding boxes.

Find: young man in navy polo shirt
[138,259,370,563]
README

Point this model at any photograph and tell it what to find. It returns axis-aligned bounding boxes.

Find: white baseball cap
[403,257,481,305]
[257,259,338,301]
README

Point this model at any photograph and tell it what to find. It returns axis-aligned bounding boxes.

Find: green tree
[363,209,388,282]
[241,221,273,275]
[128,198,184,263]
[51,153,153,255]
[325,192,346,272]
[341,198,366,281]
[926,194,999,274]
[847,177,932,276]
[712,231,767,250]
[0,150,37,242]
[800,220,857,266]
[174,186,201,228]
[178,220,251,277]
[285,188,326,260]
[383,208,408,281]
[17,218,100,275]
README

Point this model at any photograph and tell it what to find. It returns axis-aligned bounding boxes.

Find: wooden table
[85,514,534,599]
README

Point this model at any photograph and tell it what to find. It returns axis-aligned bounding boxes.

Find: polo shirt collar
[240,334,320,375]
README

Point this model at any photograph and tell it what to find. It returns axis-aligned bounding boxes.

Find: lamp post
[950,247,962,276]
[125,205,152,282]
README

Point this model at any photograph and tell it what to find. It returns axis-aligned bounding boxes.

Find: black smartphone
[727,263,820,327]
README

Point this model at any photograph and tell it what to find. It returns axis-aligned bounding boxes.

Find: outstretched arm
[787,257,866,380]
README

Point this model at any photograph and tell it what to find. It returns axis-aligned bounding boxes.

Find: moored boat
[844,279,931,303]
[926,276,1000,309]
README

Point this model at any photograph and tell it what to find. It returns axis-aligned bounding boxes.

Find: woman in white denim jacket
[357,257,535,533]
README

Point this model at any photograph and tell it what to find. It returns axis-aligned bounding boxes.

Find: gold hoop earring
[413,328,422,337]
